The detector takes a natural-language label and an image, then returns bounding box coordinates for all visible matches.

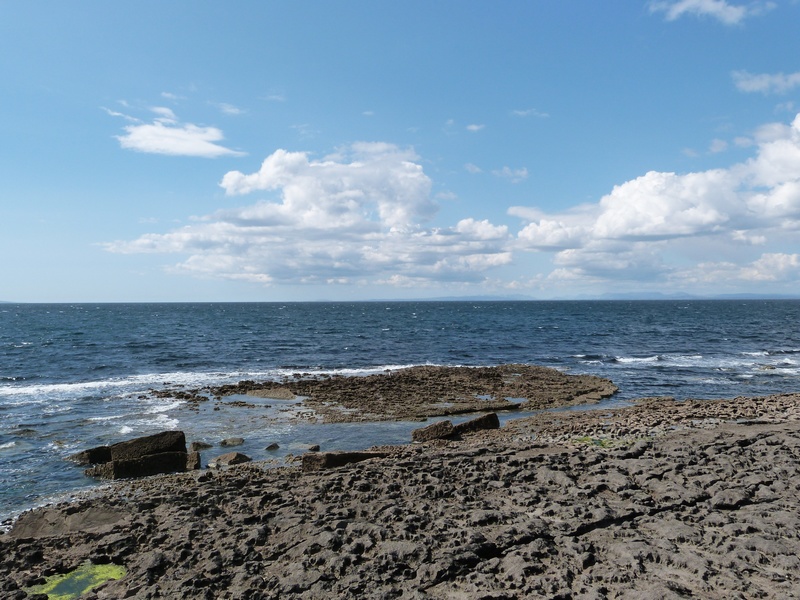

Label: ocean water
[2,300,800,522]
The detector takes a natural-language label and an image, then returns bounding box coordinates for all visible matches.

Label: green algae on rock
[24,562,126,599]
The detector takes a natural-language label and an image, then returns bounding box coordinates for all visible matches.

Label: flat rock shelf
[4,368,800,598]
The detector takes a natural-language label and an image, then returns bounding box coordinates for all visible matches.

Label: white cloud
[709,138,728,153]
[114,107,245,158]
[107,143,513,287]
[511,108,549,118]
[464,163,483,174]
[492,166,529,183]
[466,124,485,132]
[106,113,800,295]
[740,253,800,281]
[650,0,774,25]
[732,70,800,95]
[217,102,245,116]
[512,112,800,288]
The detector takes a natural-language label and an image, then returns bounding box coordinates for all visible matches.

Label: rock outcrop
[70,431,198,480]
[208,452,251,468]
[301,450,389,472]
[411,412,500,442]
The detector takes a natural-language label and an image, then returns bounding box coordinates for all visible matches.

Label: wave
[613,355,661,364]
[0,364,430,399]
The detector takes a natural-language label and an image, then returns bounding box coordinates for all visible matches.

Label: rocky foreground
[4,386,800,598]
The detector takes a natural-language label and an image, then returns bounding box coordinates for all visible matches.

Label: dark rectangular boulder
[67,445,112,465]
[84,451,190,480]
[453,412,500,436]
[411,420,455,443]
[302,451,389,472]
[109,430,186,461]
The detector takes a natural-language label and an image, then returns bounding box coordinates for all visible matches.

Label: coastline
[3,371,800,597]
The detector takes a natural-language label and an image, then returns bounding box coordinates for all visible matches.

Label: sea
[2,300,800,525]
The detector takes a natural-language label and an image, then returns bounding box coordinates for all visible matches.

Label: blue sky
[2,0,800,301]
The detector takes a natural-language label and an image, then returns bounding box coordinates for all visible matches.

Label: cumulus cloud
[512,112,800,288]
[106,113,800,295]
[107,142,512,287]
[650,0,775,25]
[114,107,245,158]
[732,70,800,95]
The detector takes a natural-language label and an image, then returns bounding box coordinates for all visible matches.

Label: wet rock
[68,445,112,465]
[220,437,245,447]
[71,431,192,480]
[85,451,190,480]
[109,431,186,461]
[411,420,455,442]
[186,451,201,471]
[190,441,213,452]
[302,451,389,472]
[208,452,251,468]
[453,412,500,436]
[266,443,280,451]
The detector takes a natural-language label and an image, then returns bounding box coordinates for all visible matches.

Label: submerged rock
[189,441,213,452]
[220,437,245,447]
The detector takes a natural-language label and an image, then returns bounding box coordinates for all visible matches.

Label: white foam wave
[0,441,16,450]
[615,355,660,364]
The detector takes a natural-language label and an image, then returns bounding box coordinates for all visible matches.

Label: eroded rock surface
[4,393,800,598]
[203,364,618,422]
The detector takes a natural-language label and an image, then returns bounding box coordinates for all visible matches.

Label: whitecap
[614,355,660,364]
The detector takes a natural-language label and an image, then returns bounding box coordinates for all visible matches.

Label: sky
[2,0,800,302]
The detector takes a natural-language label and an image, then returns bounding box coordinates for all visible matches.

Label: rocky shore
[3,368,800,598]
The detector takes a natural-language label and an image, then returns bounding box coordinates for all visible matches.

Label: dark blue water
[2,300,799,522]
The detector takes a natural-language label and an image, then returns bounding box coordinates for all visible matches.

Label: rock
[189,441,213,452]
[186,451,201,471]
[67,445,112,465]
[220,437,245,447]
[302,451,389,472]
[411,420,455,442]
[266,443,280,451]
[70,431,191,480]
[84,452,190,480]
[307,444,320,452]
[109,431,187,461]
[208,452,251,468]
[9,505,130,539]
[453,413,500,436]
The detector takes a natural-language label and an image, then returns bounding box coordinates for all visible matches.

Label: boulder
[208,452,251,468]
[302,451,389,472]
[68,445,112,465]
[109,431,186,461]
[453,412,500,436]
[411,420,455,443]
[220,437,245,447]
[266,443,280,451]
[85,452,190,480]
[189,441,213,452]
[186,451,201,471]
[73,431,192,480]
